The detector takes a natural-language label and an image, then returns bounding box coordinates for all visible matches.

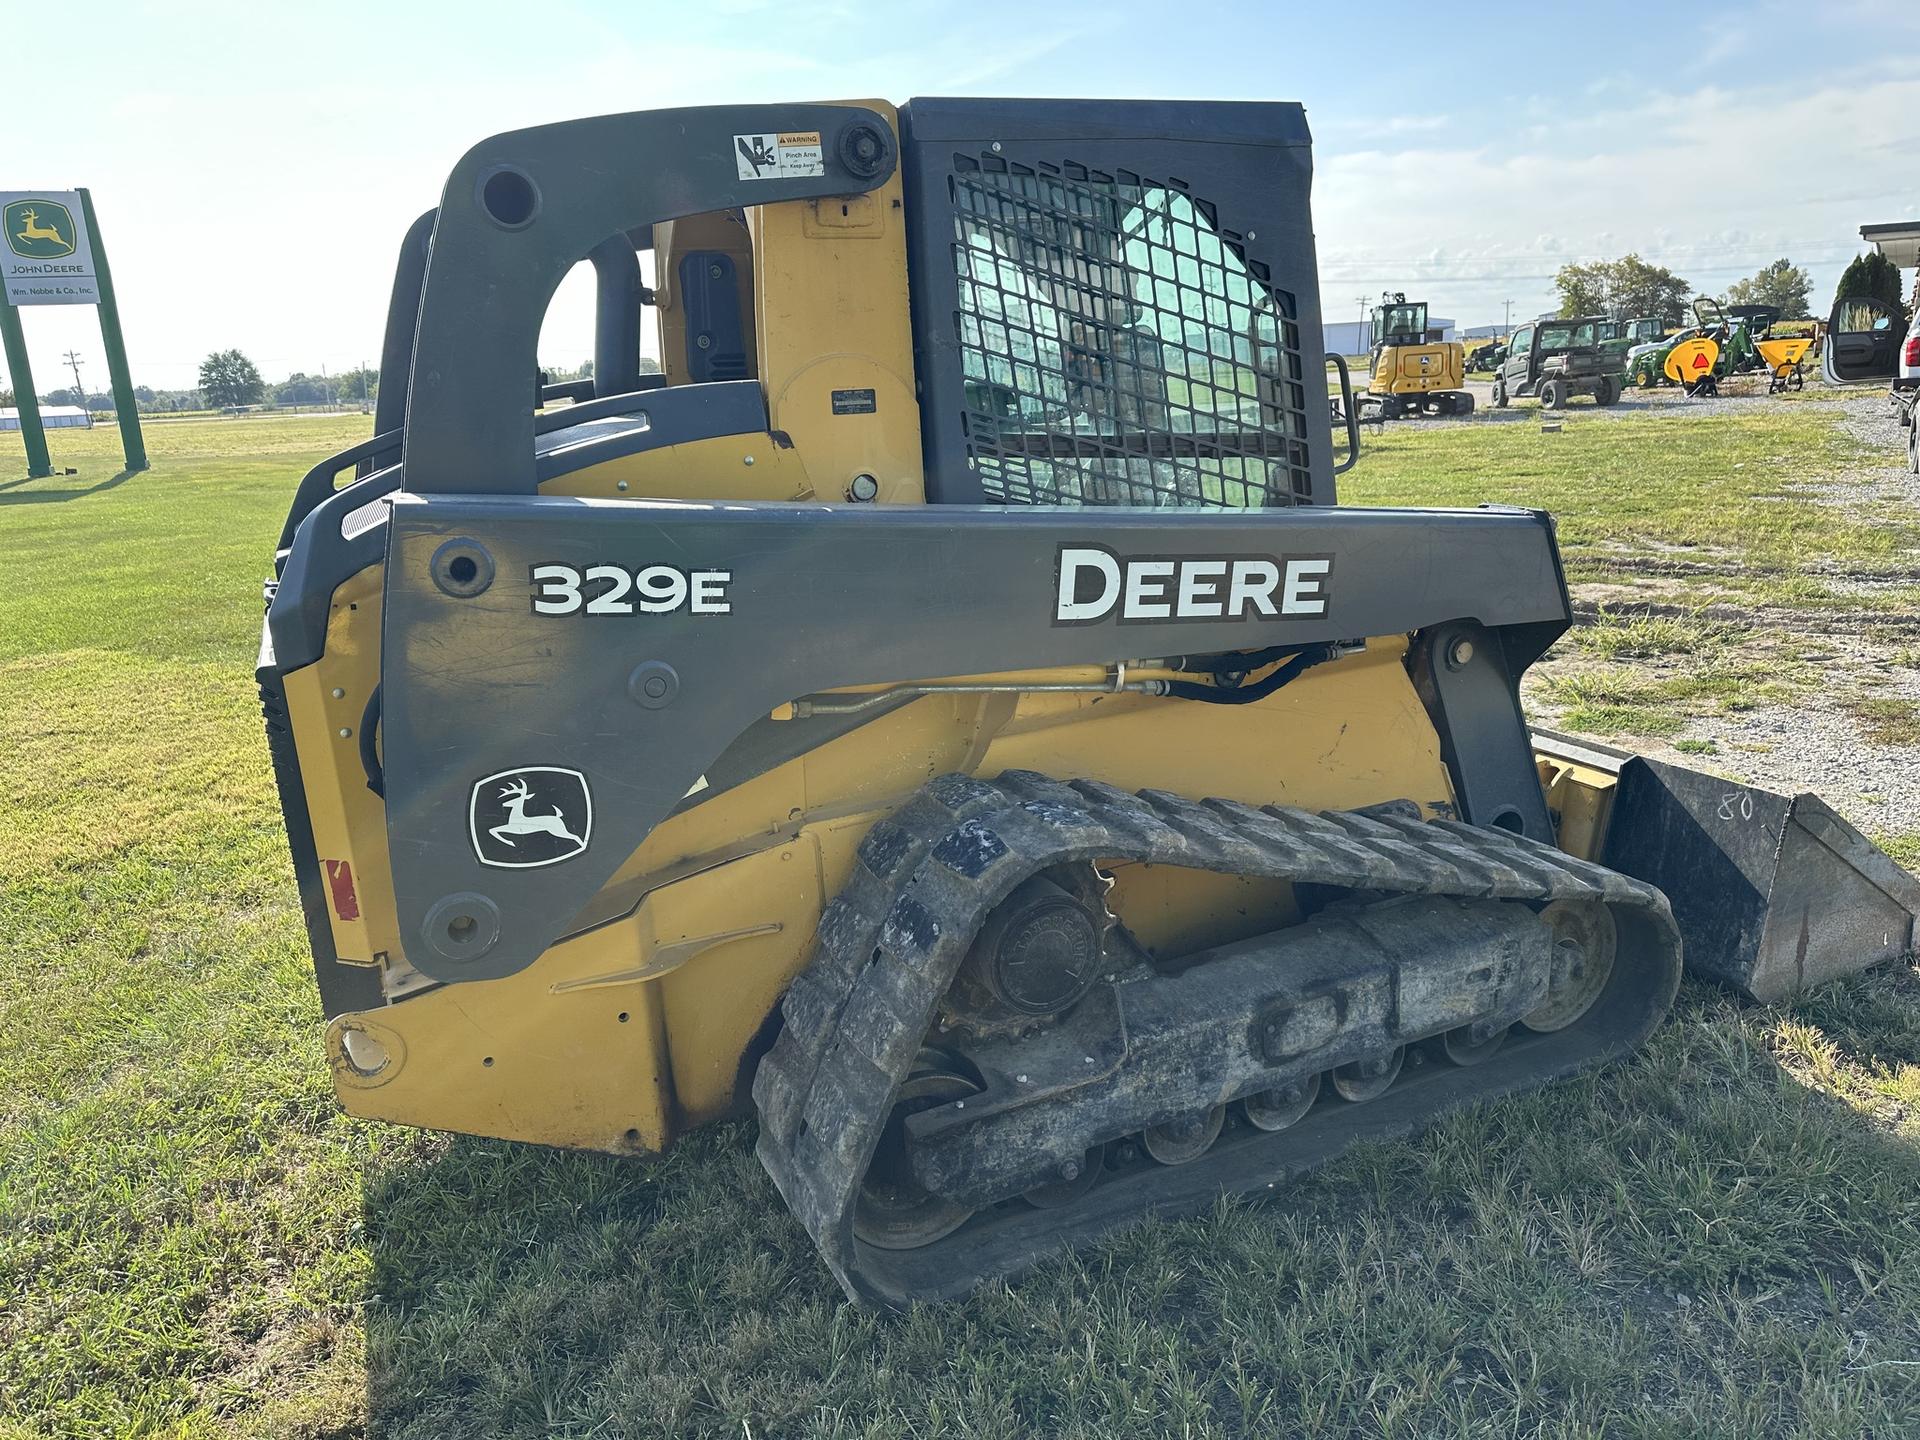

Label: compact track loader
[259,99,1920,1309]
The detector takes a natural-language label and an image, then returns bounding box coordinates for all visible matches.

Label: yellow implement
[1664,336,1721,394]
[1756,335,1811,393]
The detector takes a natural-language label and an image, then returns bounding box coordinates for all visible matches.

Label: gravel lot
[1520,386,1920,841]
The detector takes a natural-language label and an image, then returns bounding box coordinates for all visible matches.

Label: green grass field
[4,410,1920,1438]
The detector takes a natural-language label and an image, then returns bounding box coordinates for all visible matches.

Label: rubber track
[753,770,1679,1307]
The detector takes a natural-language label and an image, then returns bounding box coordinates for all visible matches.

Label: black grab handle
[1328,353,1361,477]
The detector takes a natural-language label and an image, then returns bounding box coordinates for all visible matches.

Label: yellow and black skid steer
[258,99,1920,1309]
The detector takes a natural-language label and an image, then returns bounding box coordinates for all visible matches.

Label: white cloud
[1313,68,1918,326]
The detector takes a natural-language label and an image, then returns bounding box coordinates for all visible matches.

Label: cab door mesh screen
[949,152,1312,508]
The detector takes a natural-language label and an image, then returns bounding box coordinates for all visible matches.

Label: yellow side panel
[750,100,924,505]
[977,638,1452,817]
[540,430,814,502]
[657,816,868,1123]
[1103,865,1300,964]
[329,817,886,1144]
[328,942,674,1151]
[282,567,398,965]
[326,640,1456,1153]
[329,836,820,1149]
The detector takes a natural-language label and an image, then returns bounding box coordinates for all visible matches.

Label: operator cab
[1373,296,1431,347]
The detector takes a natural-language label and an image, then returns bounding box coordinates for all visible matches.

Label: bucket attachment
[1535,731,1920,1003]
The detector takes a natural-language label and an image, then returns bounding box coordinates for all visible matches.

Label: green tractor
[1599,316,1665,379]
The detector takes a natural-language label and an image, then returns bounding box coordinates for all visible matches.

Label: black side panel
[268,380,770,674]
[899,98,1331,508]
[377,496,1570,983]
[678,251,750,381]
[256,623,385,1019]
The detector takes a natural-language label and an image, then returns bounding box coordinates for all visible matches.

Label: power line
[1319,248,1865,287]
[1318,234,1870,268]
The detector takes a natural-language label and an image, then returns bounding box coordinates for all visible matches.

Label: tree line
[193,350,380,411]
[1551,253,1909,334]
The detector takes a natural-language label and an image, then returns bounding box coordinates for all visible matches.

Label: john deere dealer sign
[2,192,98,305]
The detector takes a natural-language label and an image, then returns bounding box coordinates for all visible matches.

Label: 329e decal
[530,563,733,616]
[1053,545,1332,625]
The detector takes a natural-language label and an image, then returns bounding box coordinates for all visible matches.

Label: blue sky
[5,0,1917,391]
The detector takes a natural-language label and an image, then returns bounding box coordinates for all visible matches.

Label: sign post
[1,188,147,476]
[0,296,51,477]
[78,190,146,472]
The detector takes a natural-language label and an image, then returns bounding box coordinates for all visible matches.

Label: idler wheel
[1524,901,1617,1033]
[853,1054,982,1251]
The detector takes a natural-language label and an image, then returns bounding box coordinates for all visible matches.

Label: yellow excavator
[259,98,1918,1308]
[1360,292,1472,419]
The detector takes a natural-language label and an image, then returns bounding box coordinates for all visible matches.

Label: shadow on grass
[0,467,142,504]
[357,973,1920,1439]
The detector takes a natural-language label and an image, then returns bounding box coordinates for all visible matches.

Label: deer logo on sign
[4,199,77,259]
[469,767,592,868]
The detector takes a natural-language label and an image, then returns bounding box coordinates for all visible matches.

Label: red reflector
[1905,336,1920,367]
[324,858,360,921]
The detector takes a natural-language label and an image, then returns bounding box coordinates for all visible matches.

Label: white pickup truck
[1896,308,1919,475]
[1823,285,1918,474]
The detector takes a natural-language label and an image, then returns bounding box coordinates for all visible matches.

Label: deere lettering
[1054,545,1331,625]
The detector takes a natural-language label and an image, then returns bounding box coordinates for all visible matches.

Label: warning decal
[735,131,825,180]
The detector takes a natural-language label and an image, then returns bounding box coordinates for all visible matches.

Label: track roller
[1142,1106,1226,1165]
[1330,1046,1404,1102]
[1243,1072,1321,1131]
[1022,1149,1102,1209]
[1438,1021,1509,1067]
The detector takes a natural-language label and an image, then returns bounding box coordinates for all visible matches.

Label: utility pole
[1354,294,1370,353]
[1503,298,1514,332]
[64,349,85,403]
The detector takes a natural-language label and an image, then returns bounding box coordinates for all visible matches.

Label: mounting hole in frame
[477,166,540,229]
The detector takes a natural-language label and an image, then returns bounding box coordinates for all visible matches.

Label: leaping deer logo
[7,202,76,258]
[470,766,592,867]
[14,207,68,249]
[488,775,583,850]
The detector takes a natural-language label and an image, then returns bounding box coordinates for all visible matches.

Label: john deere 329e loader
[259,99,1920,1309]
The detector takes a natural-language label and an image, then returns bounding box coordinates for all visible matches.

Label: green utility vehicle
[1492,316,1620,408]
